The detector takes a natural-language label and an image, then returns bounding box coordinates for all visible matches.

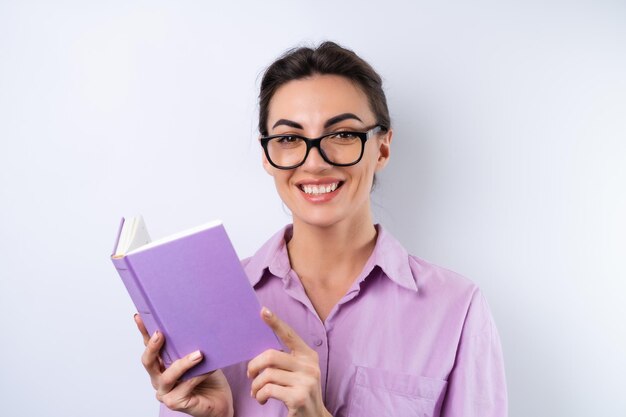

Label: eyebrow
[271,113,364,131]
[323,113,363,128]
[272,119,303,130]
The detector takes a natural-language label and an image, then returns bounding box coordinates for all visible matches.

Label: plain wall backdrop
[1,1,624,416]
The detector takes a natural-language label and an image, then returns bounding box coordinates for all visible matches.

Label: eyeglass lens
[267,133,363,168]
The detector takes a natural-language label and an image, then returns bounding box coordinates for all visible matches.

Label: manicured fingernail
[262,307,273,318]
[250,389,254,398]
[151,331,160,344]
[190,350,202,361]
[133,313,138,319]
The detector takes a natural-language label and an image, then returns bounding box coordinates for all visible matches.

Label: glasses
[260,125,386,170]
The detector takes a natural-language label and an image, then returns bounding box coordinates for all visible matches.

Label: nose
[301,145,331,172]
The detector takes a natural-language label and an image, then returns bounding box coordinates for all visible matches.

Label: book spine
[111,256,178,366]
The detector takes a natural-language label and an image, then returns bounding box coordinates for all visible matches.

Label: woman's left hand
[247,307,333,417]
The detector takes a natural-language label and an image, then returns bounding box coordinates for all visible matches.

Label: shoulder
[240,256,253,268]
[409,254,478,297]
[375,223,478,300]
[408,255,498,340]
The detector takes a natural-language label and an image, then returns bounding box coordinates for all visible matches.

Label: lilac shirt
[161,225,507,417]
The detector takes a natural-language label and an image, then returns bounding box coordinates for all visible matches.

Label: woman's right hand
[134,314,234,417]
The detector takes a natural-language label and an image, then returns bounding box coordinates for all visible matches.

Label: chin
[290,206,346,229]
[300,217,342,229]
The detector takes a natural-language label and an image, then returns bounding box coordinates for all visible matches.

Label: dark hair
[258,41,390,136]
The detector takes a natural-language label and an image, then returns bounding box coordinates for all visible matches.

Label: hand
[134,314,234,417]
[247,307,333,417]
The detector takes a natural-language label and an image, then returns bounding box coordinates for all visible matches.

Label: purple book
[111,216,280,380]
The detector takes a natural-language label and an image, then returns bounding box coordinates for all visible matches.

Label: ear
[375,128,393,172]
[260,138,275,176]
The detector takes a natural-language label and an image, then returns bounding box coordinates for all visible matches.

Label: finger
[260,307,310,353]
[141,330,165,386]
[247,349,299,379]
[156,350,204,396]
[159,373,210,411]
[250,367,300,398]
[253,383,292,406]
[134,313,150,346]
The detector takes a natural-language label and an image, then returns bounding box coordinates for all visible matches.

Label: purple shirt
[161,224,507,417]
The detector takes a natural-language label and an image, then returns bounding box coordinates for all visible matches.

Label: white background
[1,1,624,416]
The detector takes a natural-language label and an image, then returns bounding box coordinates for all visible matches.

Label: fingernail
[190,350,202,361]
[133,313,138,319]
[250,389,254,398]
[151,331,160,344]
[262,307,273,319]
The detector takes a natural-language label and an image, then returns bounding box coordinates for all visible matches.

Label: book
[111,216,280,380]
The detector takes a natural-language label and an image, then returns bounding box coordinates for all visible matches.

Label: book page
[114,216,152,257]
[128,219,222,255]
[126,216,151,254]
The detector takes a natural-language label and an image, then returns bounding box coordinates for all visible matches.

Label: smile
[298,181,343,195]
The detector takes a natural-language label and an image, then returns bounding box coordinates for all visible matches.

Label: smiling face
[262,74,392,230]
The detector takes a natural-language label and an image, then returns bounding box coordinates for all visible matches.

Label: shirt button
[314,339,323,346]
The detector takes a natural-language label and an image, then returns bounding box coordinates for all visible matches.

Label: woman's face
[262,74,392,229]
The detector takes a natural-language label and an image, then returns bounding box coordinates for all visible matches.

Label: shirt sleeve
[440,289,508,417]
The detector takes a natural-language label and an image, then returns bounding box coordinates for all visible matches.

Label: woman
[135,41,508,417]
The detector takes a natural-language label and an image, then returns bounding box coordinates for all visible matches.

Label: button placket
[305,312,329,401]
[314,331,329,401]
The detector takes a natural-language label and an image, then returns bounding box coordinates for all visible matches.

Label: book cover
[111,218,281,380]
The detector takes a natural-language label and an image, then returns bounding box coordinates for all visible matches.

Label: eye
[325,131,360,144]
[335,132,358,139]
[276,135,298,143]
[273,135,304,148]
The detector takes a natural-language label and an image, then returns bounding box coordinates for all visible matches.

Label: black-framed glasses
[260,125,386,170]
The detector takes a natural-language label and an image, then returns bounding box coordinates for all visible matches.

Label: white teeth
[301,182,339,195]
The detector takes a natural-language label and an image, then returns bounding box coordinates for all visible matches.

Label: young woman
[135,42,508,417]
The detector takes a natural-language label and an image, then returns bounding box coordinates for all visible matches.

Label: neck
[287,211,377,289]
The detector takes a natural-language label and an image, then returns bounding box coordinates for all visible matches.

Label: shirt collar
[243,224,418,292]
[244,225,292,286]
[369,225,418,292]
